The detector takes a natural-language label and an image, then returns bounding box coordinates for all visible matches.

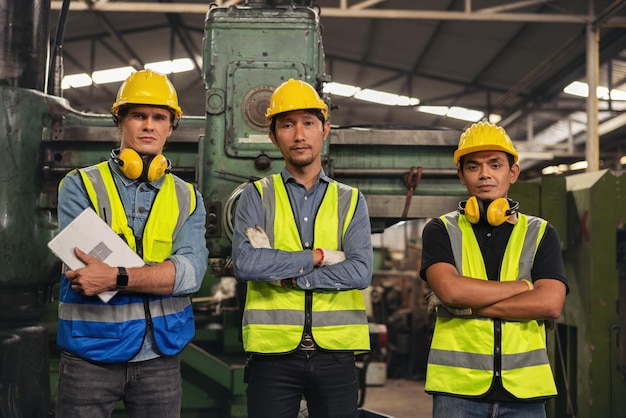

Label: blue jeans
[246,350,358,418]
[54,351,182,418]
[433,395,546,418]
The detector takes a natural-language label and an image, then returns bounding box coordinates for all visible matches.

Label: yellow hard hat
[454,121,518,166]
[111,69,183,118]
[265,78,328,121]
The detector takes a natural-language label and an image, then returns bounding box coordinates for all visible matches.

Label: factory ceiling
[49,0,626,180]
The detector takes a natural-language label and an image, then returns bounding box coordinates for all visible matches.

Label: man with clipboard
[53,69,209,417]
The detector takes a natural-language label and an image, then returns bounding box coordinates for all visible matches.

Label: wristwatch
[116,266,129,290]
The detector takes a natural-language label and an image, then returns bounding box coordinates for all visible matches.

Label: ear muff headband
[111,148,171,182]
[458,196,519,226]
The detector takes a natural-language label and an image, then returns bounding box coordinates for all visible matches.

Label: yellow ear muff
[486,198,512,226]
[113,148,171,181]
[463,196,482,224]
[459,196,519,226]
[118,148,144,180]
[145,154,170,182]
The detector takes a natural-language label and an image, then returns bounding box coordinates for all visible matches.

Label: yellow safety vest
[426,212,558,399]
[77,161,196,262]
[242,173,370,354]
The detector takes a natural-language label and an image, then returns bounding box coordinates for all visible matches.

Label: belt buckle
[300,336,316,350]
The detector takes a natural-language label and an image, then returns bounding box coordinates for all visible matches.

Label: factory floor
[360,378,432,418]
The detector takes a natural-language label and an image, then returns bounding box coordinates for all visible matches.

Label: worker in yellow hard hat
[231,78,373,418]
[54,69,208,416]
[420,121,569,417]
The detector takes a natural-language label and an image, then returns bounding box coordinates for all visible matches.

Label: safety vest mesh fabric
[242,174,370,354]
[57,161,197,362]
[425,212,558,399]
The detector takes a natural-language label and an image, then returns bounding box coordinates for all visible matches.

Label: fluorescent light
[564,81,626,100]
[569,160,588,171]
[354,88,419,106]
[488,114,502,124]
[62,73,92,89]
[145,58,194,74]
[62,58,197,90]
[416,105,495,123]
[416,105,448,116]
[542,166,559,175]
[324,82,419,106]
[323,82,359,97]
[394,95,420,106]
[610,89,626,100]
[92,66,135,84]
[564,81,588,97]
[447,106,484,121]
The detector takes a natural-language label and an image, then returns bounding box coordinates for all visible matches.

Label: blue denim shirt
[57,159,209,361]
[232,167,373,290]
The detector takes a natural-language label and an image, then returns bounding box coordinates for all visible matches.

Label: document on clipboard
[47,207,145,303]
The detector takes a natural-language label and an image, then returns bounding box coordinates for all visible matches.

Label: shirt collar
[280,166,332,186]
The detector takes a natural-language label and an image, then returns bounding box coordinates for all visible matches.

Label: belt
[299,335,316,351]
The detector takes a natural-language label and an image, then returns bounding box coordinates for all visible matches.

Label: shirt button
[304,217,309,222]
[304,196,308,200]
[139,207,146,213]
[487,232,491,237]
[305,242,310,248]
[299,268,304,274]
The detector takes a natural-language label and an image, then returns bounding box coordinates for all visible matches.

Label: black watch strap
[116,266,129,289]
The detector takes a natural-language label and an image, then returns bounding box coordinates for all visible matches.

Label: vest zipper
[304,290,313,340]
[494,318,502,378]
[143,296,153,330]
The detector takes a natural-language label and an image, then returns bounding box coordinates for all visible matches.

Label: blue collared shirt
[232,167,373,290]
[57,159,209,361]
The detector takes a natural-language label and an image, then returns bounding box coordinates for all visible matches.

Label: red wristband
[316,248,325,267]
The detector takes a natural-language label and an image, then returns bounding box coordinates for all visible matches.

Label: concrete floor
[360,378,432,418]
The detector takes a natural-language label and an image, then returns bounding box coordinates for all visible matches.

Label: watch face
[117,267,129,288]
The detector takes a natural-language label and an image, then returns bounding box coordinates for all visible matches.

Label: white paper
[48,207,145,303]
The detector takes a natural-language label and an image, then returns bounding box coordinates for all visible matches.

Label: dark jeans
[246,350,358,418]
[433,395,547,418]
[54,351,182,418]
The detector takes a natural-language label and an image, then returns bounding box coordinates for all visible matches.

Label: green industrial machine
[1,1,626,417]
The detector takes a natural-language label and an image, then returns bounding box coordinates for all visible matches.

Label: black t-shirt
[420,214,568,401]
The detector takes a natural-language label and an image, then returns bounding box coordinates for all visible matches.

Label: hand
[316,248,345,267]
[246,225,271,249]
[425,291,472,316]
[65,247,117,296]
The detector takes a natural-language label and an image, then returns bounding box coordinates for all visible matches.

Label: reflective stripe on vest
[425,212,557,399]
[242,174,370,353]
[57,161,197,362]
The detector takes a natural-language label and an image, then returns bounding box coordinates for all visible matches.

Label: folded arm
[426,262,566,320]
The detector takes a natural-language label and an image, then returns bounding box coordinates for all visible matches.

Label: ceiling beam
[50,1,623,24]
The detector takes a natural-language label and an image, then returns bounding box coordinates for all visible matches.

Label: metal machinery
[1,1,626,417]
